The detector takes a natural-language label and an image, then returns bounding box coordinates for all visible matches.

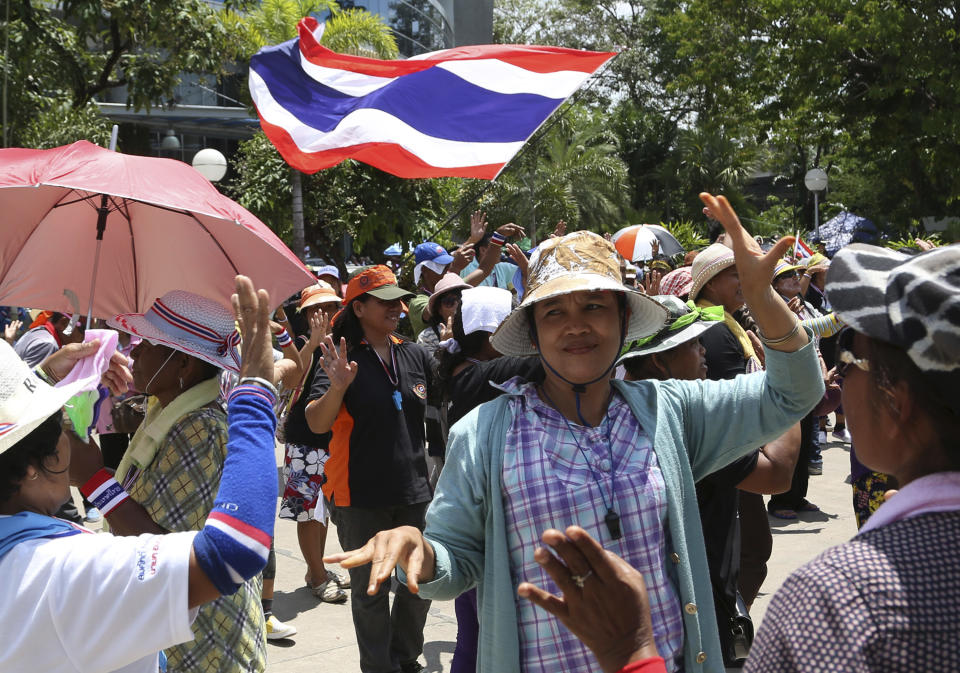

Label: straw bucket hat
[689,243,736,300]
[490,231,668,356]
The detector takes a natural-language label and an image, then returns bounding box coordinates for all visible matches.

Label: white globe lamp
[192,148,228,182]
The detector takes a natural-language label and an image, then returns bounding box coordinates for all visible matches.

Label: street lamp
[804,167,828,238]
[160,128,181,151]
[192,148,228,182]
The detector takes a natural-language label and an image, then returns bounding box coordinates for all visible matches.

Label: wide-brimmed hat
[342,265,413,306]
[427,273,471,316]
[298,281,341,311]
[772,259,803,281]
[617,296,724,362]
[490,231,668,356]
[659,267,693,298]
[0,341,97,454]
[827,243,960,376]
[689,243,736,300]
[107,290,241,372]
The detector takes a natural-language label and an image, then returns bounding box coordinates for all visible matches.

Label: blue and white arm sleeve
[192,384,278,595]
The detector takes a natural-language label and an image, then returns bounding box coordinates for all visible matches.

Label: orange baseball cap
[342,265,414,306]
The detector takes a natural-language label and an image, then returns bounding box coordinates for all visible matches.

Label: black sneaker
[400,662,425,673]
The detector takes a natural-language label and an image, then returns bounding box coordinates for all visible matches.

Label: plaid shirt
[501,379,684,673]
[129,403,267,673]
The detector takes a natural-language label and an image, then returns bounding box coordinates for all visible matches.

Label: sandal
[326,566,351,589]
[769,508,798,520]
[309,579,347,603]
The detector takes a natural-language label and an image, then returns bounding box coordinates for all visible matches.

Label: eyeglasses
[835,328,870,377]
[440,293,462,308]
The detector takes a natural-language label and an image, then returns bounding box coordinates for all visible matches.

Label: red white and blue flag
[249,18,615,179]
[794,232,814,261]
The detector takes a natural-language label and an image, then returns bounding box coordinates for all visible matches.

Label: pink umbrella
[0,141,314,320]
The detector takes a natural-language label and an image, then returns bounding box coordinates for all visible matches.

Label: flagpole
[403,56,618,261]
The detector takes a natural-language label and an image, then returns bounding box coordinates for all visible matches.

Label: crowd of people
[1,192,957,673]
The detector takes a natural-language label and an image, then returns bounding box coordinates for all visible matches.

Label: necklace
[364,338,402,410]
[538,385,622,540]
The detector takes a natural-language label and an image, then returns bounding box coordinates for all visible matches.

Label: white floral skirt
[279,442,330,523]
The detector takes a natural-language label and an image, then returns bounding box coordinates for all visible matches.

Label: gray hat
[826,243,960,374]
[617,295,725,363]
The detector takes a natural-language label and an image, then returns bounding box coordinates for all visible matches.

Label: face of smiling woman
[531,290,624,385]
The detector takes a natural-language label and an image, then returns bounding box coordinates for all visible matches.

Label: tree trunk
[291,168,305,260]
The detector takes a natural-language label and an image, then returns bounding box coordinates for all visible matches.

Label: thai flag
[249,17,615,179]
[793,232,814,261]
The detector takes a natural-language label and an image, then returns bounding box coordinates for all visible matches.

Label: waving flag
[249,17,615,179]
[793,232,814,261]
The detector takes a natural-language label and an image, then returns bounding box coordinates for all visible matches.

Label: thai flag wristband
[80,469,130,516]
[229,382,278,408]
[490,232,507,247]
[276,328,293,348]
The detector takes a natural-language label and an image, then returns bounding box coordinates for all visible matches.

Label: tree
[224,0,400,260]
[2,0,233,147]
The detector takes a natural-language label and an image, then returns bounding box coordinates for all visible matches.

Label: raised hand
[318,335,358,391]
[496,222,525,240]
[324,525,435,595]
[307,310,330,352]
[552,220,567,238]
[643,268,661,296]
[699,193,809,351]
[468,210,488,244]
[232,275,275,385]
[4,319,21,344]
[439,316,455,342]
[451,242,476,272]
[517,526,660,673]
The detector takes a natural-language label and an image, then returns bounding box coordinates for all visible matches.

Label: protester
[0,275,278,673]
[745,243,960,672]
[408,242,473,336]
[88,290,267,672]
[279,281,349,606]
[305,265,434,673]
[14,311,84,367]
[326,194,824,673]
[416,272,471,364]
[315,265,342,297]
[457,211,522,290]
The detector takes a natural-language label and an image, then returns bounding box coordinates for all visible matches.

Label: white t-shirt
[0,530,197,673]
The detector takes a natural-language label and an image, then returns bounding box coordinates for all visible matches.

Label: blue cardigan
[412,335,824,673]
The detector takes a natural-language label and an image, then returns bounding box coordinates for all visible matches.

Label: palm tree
[225,0,398,259]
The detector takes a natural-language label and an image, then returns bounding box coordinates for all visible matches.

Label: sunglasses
[440,293,462,308]
[835,328,870,378]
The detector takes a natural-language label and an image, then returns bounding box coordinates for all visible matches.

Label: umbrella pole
[85,196,109,330]
[85,125,119,330]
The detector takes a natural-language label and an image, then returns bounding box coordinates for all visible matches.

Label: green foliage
[18,101,113,149]
[657,220,708,252]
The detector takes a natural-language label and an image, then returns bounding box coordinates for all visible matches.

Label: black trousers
[768,413,815,511]
[329,501,432,673]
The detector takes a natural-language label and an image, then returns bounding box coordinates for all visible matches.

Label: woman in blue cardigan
[327,193,824,673]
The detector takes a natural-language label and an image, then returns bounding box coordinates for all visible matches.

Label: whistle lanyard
[365,339,402,411]
[539,387,622,540]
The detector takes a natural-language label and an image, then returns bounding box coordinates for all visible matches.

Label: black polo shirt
[309,336,433,508]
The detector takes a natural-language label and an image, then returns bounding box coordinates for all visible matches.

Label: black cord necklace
[538,385,622,541]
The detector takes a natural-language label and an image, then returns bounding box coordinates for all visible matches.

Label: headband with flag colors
[249,17,616,179]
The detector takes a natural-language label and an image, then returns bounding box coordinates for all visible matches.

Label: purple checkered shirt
[500,378,684,673]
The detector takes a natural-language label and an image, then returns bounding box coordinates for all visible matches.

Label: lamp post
[192,148,228,182]
[804,168,828,239]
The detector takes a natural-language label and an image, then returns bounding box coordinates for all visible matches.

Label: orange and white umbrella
[612,224,684,262]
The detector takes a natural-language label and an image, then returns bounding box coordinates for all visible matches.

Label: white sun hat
[0,341,92,454]
[490,231,668,357]
[107,290,240,373]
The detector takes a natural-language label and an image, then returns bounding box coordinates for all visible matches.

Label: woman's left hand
[40,340,133,395]
[232,275,275,384]
[518,526,660,673]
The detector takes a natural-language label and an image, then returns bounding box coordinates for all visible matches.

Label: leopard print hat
[826,243,960,374]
